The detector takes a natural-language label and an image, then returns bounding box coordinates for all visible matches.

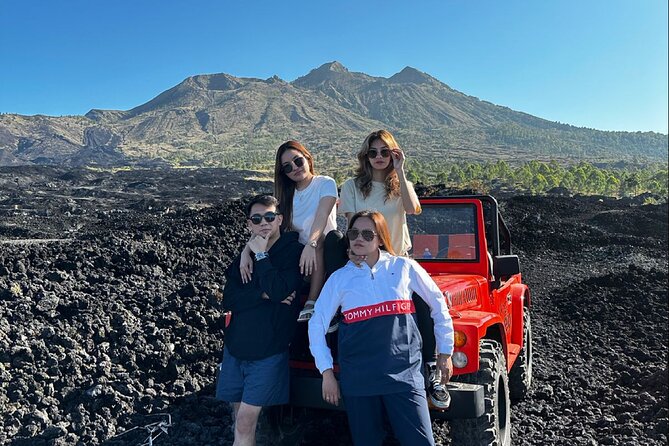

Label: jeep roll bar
[427,195,512,257]
[422,195,519,287]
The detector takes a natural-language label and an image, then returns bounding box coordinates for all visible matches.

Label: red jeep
[287,195,533,445]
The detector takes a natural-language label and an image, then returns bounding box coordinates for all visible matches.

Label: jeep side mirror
[493,255,520,278]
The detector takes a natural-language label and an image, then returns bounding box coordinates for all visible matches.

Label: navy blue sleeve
[254,240,303,303]
[222,258,264,312]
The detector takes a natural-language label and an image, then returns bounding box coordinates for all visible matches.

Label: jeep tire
[450,339,511,446]
[509,309,533,401]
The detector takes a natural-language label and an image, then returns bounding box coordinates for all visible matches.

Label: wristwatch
[254,251,269,261]
[308,240,318,248]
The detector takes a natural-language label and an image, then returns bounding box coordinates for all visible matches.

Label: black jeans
[323,230,437,363]
[324,230,349,279]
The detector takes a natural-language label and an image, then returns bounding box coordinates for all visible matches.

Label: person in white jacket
[308,210,454,446]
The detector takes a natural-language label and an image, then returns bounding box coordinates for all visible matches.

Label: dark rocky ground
[0,167,667,445]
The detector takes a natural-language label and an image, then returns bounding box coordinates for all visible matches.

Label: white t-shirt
[292,175,338,244]
[339,178,412,255]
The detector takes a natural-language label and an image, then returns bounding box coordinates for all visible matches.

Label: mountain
[0,62,666,168]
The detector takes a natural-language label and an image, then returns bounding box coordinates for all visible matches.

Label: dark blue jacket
[223,231,303,360]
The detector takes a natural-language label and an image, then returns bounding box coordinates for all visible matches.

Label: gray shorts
[215,346,289,407]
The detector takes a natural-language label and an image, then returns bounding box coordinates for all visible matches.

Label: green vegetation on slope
[201,147,667,199]
[403,160,668,198]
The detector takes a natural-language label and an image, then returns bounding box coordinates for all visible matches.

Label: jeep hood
[431,274,487,311]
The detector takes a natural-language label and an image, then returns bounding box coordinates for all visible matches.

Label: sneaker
[426,362,451,410]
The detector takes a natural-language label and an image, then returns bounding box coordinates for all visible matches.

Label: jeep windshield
[407,203,480,262]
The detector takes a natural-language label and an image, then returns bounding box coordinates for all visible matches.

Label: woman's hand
[300,245,317,276]
[437,354,454,384]
[239,247,253,284]
[280,291,296,305]
[260,291,296,305]
[322,369,341,406]
[391,147,406,171]
[394,148,421,215]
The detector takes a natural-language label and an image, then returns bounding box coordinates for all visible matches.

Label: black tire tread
[450,339,511,446]
[509,309,533,401]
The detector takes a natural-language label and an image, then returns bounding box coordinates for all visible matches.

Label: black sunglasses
[281,156,306,174]
[249,212,280,225]
[346,228,378,242]
[367,148,391,159]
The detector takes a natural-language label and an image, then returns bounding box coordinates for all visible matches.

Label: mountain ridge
[0,61,666,168]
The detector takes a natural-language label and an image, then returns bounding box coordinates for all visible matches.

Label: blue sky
[1,0,667,133]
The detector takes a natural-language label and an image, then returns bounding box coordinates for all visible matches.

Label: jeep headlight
[454,330,467,348]
[452,351,468,368]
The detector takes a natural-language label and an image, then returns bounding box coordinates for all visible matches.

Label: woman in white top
[339,129,421,256]
[240,141,337,319]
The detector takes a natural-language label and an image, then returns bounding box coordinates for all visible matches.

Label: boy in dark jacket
[216,195,303,446]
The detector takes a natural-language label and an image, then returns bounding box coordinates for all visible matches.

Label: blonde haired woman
[324,130,449,413]
[338,129,421,255]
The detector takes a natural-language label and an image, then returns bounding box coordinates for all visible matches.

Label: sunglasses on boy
[346,228,378,242]
[367,148,391,159]
[281,156,306,174]
[249,212,280,225]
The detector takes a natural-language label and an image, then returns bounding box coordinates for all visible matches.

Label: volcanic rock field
[0,167,666,445]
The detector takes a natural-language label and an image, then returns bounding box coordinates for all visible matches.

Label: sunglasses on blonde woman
[346,228,378,241]
[367,148,391,159]
[281,156,306,174]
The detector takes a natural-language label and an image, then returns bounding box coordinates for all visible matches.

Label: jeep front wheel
[509,309,532,401]
[450,339,511,446]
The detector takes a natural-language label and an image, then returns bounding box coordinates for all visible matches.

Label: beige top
[339,178,411,255]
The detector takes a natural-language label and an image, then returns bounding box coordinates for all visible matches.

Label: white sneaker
[426,362,451,410]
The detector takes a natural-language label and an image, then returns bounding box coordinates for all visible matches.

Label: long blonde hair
[273,140,315,231]
[354,130,400,201]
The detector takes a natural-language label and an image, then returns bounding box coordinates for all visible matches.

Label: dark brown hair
[354,130,400,201]
[348,210,396,255]
[273,140,315,231]
[245,194,279,217]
